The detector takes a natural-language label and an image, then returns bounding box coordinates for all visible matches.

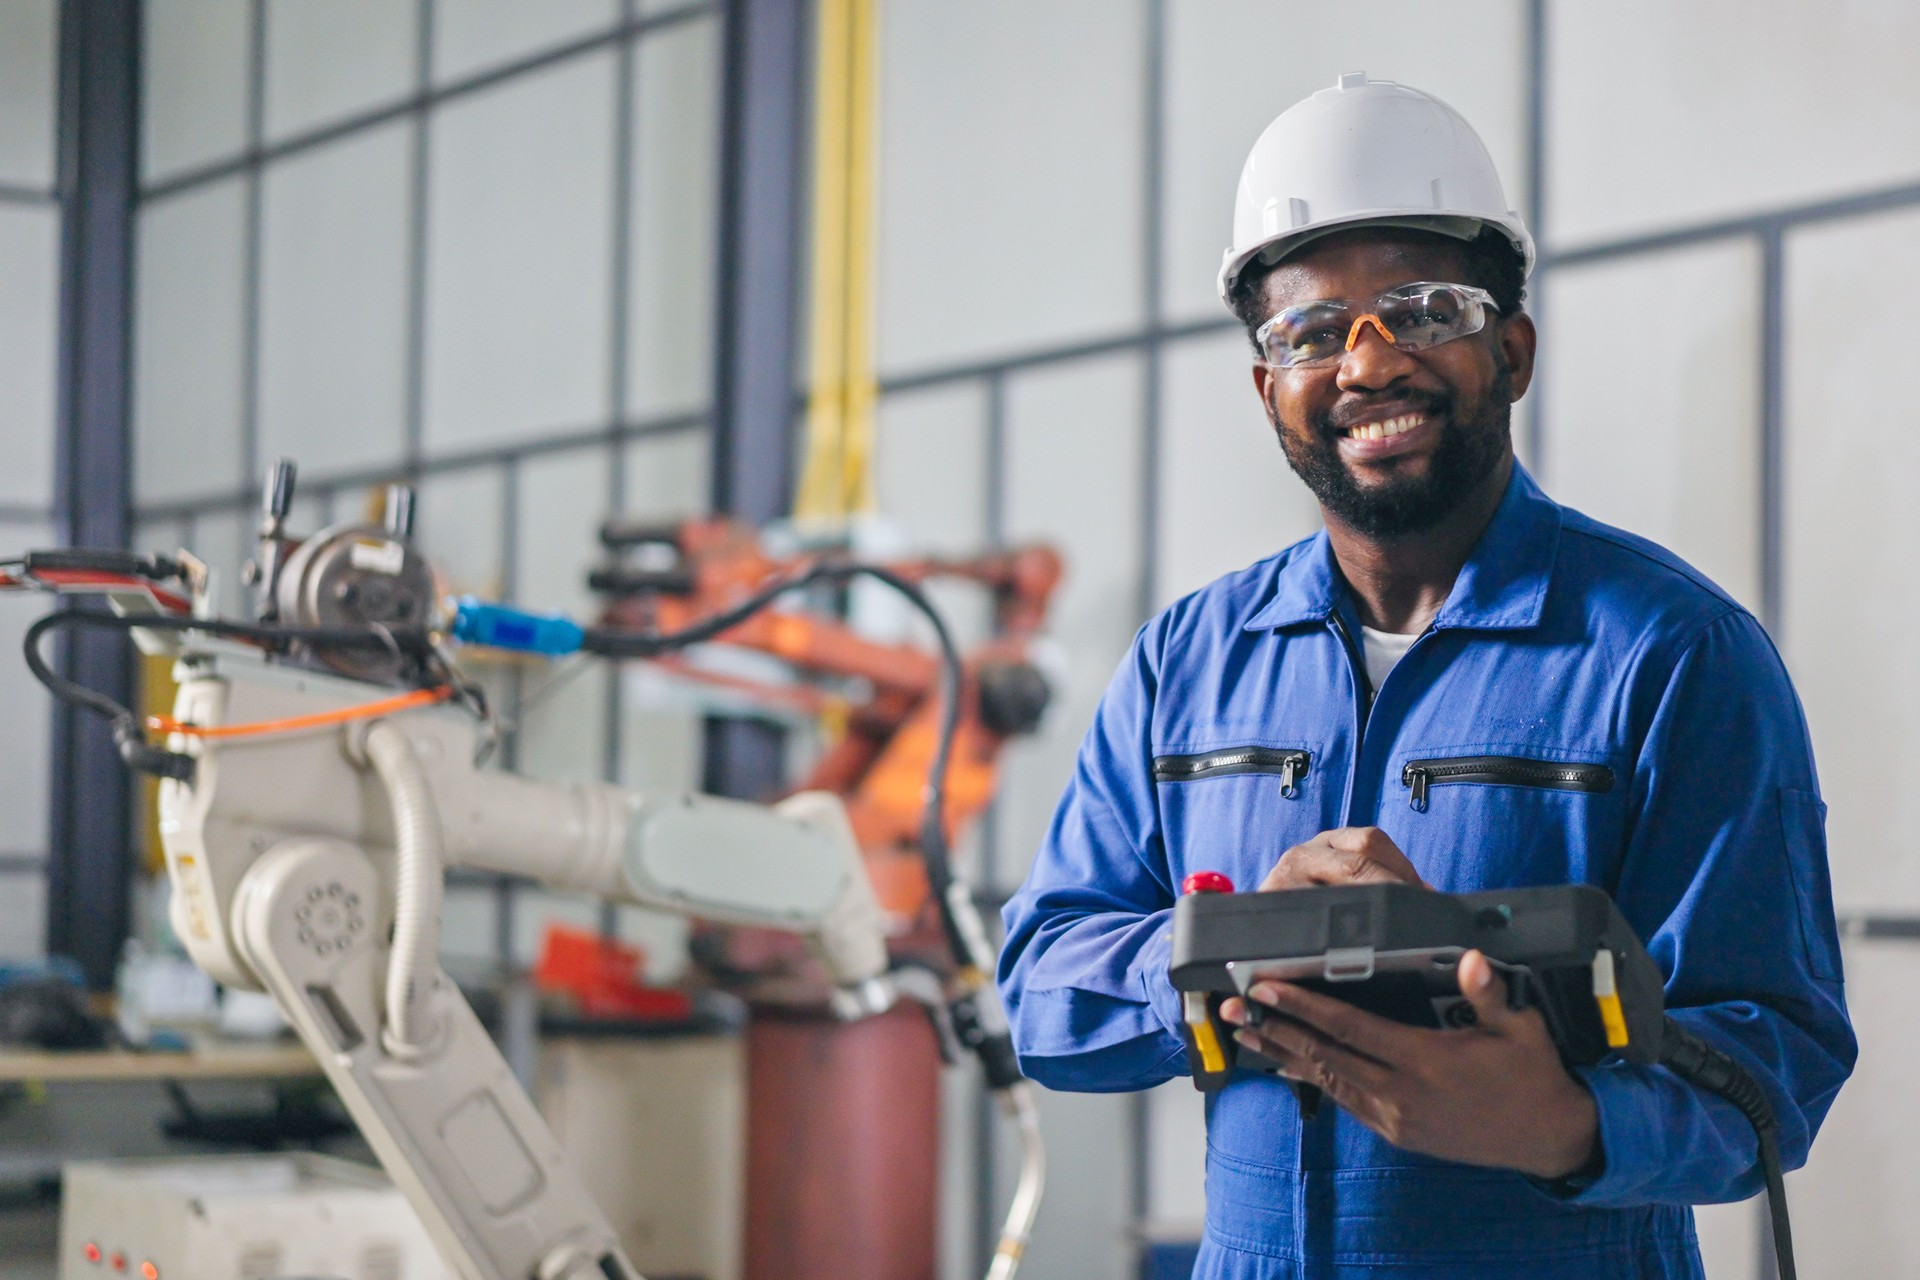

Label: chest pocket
[1153,745,1326,892]
[1154,746,1312,795]
[1401,754,1614,811]
[1392,750,1620,889]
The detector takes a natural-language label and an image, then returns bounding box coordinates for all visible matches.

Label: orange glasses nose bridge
[1344,313,1397,352]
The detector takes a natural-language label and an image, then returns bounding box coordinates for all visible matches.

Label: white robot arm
[155,643,896,1280]
[8,481,1042,1280]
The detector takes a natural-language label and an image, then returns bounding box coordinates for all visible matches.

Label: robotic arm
[156,641,892,1280]
[8,461,1044,1280]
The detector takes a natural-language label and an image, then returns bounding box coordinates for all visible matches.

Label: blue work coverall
[998,465,1856,1278]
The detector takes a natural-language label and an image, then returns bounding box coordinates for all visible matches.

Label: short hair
[1228,224,1528,357]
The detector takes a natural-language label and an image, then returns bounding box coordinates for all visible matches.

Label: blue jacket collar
[1241,461,1562,634]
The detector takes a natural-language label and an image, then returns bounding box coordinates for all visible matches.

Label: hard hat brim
[1217,210,1536,305]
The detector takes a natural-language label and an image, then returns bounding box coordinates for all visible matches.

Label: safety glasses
[1254,282,1500,369]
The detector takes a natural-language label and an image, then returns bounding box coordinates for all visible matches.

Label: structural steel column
[706,0,810,800]
[48,0,140,987]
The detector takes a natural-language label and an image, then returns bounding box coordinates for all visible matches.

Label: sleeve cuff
[1527,1062,1658,1207]
[1138,922,1187,1044]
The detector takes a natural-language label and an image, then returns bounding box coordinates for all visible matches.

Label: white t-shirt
[1360,625,1421,692]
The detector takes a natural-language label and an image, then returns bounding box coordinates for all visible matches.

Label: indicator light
[108,1252,127,1272]
[82,1242,102,1264]
[140,1263,159,1280]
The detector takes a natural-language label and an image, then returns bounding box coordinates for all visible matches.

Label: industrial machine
[1170,874,1800,1280]
[589,516,1060,934]
[60,1153,448,1280]
[4,459,1046,1280]
[580,519,1061,1278]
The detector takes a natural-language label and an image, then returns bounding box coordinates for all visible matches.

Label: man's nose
[1335,318,1419,391]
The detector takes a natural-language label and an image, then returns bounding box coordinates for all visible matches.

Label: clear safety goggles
[1254,282,1500,369]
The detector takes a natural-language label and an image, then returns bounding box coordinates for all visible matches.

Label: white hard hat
[1218,72,1535,305]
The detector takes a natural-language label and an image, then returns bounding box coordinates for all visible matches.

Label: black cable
[583,560,971,955]
[586,558,1027,1089]
[23,608,438,782]
[1659,1016,1796,1280]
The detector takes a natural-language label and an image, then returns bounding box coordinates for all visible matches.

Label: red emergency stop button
[1182,871,1233,895]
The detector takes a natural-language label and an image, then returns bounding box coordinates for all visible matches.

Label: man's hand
[1219,950,1600,1180]
[1259,826,1427,890]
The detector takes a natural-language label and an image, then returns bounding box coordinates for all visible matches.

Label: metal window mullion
[0,503,56,524]
[1523,0,1549,469]
[402,0,434,477]
[0,181,59,205]
[238,0,267,498]
[496,453,523,972]
[1758,228,1785,640]
[1539,179,1920,273]
[129,411,708,521]
[1130,0,1170,1268]
[879,316,1237,398]
[599,0,640,940]
[972,368,1010,1279]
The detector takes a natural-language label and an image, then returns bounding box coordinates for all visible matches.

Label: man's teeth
[1348,413,1424,441]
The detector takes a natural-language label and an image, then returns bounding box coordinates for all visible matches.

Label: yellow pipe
[796,0,879,523]
[840,0,877,514]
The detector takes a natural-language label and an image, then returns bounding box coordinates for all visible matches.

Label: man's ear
[1497,312,1537,402]
[1251,361,1282,431]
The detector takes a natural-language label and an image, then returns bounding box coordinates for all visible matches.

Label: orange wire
[147,686,453,741]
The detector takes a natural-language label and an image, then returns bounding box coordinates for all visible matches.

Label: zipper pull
[1403,763,1429,812]
[1279,754,1302,799]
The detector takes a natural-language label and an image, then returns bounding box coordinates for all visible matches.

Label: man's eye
[1291,327,1343,350]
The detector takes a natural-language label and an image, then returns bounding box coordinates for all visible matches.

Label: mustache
[1315,390,1453,436]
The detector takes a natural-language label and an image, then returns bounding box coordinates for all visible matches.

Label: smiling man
[997,74,1855,1278]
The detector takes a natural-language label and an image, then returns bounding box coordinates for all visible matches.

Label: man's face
[1249,230,1536,538]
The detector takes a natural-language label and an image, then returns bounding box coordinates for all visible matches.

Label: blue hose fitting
[450,597,585,656]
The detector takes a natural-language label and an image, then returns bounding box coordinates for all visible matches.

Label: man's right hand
[1258,826,1426,890]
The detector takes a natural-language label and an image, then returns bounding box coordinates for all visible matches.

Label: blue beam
[48,0,141,987]
[705,0,809,799]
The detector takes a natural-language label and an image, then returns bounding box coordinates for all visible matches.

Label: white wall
[0,0,61,958]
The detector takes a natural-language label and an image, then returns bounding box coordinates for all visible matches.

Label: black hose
[582,560,975,961]
[1659,1016,1796,1280]
[586,559,1027,1088]
[23,608,437,782]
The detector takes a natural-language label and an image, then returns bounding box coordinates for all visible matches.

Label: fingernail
[1251,982,1279,1004]
[1234,1030,1258,1050]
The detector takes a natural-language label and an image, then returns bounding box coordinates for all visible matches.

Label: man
[996,73,1855,1278]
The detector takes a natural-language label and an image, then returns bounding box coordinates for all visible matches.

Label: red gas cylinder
[745,1002,941,1280]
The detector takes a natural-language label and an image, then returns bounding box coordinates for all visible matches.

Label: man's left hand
[1219,950,1601,1180]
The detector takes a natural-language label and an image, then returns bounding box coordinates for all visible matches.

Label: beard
[1275,364,1514,539]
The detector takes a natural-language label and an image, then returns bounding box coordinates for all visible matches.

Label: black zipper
[1401,755,1614,811]
[1153,746,1312,799]
[1327,611,1372,717]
